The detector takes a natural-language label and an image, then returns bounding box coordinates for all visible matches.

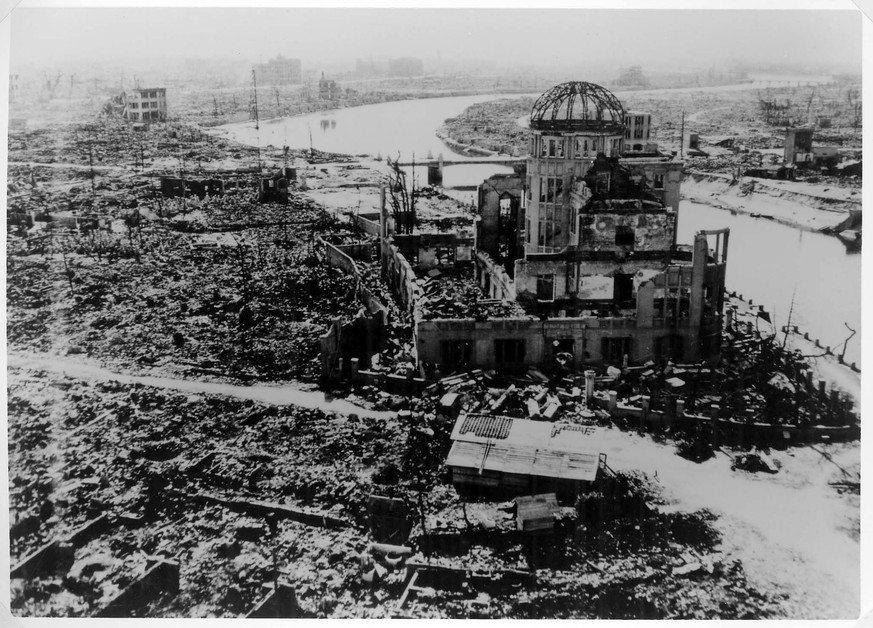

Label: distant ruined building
[123,87,167,122]
[253,55,303,86]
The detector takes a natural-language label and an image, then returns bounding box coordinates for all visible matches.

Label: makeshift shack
[444,413,604,500]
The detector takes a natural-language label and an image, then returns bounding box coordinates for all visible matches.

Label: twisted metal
[530,81,626,132]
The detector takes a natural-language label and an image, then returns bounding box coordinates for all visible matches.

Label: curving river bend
[218,94,861,365]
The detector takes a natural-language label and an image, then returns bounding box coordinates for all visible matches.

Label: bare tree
[385,155,416,234]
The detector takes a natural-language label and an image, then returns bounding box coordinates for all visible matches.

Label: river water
[678,202,860,365]
[217,94,861,366]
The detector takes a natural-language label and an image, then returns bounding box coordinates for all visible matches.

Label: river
[217,94,860,366]
[677,202,860,365]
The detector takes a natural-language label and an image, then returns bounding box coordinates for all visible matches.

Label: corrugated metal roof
[448,413,603,483]
[457,414,513,440]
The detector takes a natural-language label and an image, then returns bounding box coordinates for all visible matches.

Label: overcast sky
[8,6,863,75]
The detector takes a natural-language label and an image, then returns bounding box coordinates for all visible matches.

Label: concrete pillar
[640,396,650,429]
[745,321,753,335]
[676,399,686,419]
[607,391,618,413]
[622,354,629,368]
[350,357,360,381]
[337,358,344,380]
[725,308,734,328]
[584,370,595,404]
[818,380,827,398]
[711,404,721,447]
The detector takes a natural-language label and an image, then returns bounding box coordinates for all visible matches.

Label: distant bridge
[395,156,526,168]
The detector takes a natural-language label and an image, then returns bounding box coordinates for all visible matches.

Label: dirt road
[600,428,860,618]
[6,352,395,420]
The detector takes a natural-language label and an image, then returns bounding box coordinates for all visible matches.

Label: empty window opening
[615,225,635,247]
[495,339,526,365]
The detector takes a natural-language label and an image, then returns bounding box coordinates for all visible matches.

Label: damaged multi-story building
[124,87,167,122]
[373,81,729,377]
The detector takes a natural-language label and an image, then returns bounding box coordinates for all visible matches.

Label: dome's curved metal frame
[530,81,626,133]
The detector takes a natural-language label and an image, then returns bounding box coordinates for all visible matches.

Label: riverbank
[682,171,861,233]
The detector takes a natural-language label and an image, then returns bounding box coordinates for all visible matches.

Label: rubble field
[440,84,861,193]
[8,365,788,619]
[6,81,861,620]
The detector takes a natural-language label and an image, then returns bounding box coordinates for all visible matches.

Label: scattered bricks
[438,392,463,420]
[542,402,559,420]
[118,511,146,528]
[490,385,516,412]
[10,540,75,579]
[526,398,540,419]
[92,559,180,617]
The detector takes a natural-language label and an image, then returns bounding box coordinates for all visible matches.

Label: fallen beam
[92,559,179,617]
[170,489,350,529]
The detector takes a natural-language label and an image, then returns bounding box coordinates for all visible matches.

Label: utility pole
[87,133,96,196]
[679,111,685,158]
[180,157,187,214]
[251,69,262,172]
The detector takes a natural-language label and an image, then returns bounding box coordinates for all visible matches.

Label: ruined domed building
[378,80,730,375]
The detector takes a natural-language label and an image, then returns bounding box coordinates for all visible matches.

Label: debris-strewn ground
[9,365,799,618]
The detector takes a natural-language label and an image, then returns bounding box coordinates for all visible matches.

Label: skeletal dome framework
[530,81,626,133]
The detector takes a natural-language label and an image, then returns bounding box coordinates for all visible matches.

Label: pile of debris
[417,273,530,321]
